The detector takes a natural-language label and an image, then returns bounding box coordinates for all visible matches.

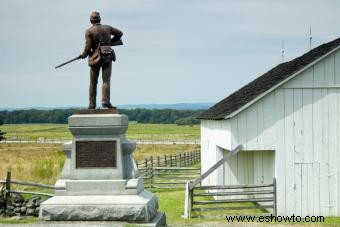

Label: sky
[0,0,340,109]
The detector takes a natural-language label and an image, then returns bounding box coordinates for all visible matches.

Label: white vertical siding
[312,89,323,215]
[284,89,295,216]
[200,120,231,186]
[319,89,329,216]
[274,88,286,215]
[328,89,338,216]
[302,89,314,216]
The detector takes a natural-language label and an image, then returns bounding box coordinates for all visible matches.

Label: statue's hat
[90,11,101,21]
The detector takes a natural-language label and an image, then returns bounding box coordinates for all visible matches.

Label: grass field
[134,144,199,161]
[1,123,200,141]
[0,143,64,184]
[0,143,198,181]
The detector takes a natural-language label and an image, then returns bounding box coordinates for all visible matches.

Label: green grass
[1,123,200,141]
[127,123,199,140]
[0,216,38,224]
[134,144,199,161]
[2,185,340,226]
[150,188,340,226]
[1,124,71,140]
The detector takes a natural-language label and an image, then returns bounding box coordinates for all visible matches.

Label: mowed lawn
[1,123,200,140]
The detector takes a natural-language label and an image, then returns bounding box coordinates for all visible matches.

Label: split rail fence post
[150,157,154,188]
[190,151,193,165]
[175,154,178,167]
[157,156,160,167]
[144,159,148,187]
[273,177,277,216]
[5,171,11,210]
[179,153,182,167]
[184,182,193,219]
[170,155,173,167]
[179,153,181,166]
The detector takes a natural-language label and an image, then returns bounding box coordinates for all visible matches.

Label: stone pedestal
[39,113,165,226]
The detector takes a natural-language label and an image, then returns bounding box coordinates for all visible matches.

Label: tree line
[0,120,5,141]
[0,109,202,125]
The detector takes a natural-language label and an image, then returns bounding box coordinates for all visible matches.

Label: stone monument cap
[69,114,128,127]
[68,114,128,135]
[75,109,118,115]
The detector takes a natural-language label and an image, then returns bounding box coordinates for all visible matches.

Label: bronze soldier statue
[79,11,123,109]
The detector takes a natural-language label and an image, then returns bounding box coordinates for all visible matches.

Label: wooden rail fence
[0,171,55,211]
[141,167,201,189]
[137,149,201,189]
[137,149,200,169]
[189,179,277,218]
[183,145,277,218]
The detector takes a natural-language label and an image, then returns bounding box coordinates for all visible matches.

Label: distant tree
[0,119,5,141]
[175,117,200,126]
[0,108,204,124]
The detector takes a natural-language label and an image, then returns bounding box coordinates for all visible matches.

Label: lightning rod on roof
[309,26,312,50]
[281,41,285,63]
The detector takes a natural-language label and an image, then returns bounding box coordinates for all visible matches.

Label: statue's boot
[88,103,96,109]
[102,102,114,108]
[88,92,96,109]
[102,78,114,109]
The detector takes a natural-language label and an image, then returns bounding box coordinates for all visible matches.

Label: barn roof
[198,37,340,120]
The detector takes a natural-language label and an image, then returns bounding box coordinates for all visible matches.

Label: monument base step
[39,191,160,223]
[4,213,166,227]
[54,178,143,195]
[137,211,166,227]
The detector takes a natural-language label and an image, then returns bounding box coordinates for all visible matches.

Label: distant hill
[117,103,214,110]
[0,103,214,111]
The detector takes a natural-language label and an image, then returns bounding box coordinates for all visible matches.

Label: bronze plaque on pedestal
[76,141,117,168]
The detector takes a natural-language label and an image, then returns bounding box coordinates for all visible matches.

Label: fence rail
[0,171,55,211]
[138,149,201,189]
[188,178,277,218]
[142,167,201,189]
[137,149,200,169]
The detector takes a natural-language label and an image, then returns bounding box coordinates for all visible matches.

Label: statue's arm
[80,30,92,58]
[110,27,123,43]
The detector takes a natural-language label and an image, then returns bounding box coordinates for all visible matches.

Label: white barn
[198,38,340,216]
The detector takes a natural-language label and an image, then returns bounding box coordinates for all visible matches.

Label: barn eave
[223,44,340,119]
[198,39,340,121]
